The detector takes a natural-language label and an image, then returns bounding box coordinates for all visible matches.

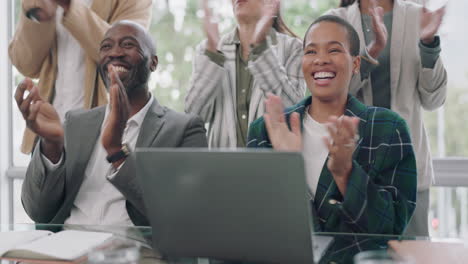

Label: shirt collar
[104,94,154,128]
[228,28,278,45]
[285,94,368,131]
[128,95,154,127]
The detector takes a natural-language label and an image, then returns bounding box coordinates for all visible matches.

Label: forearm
[179,116,208,147]
[185,51,225,120]
[359,48,379,81]
[41,139,64,164]
[22,141,66,223]
[62,0,152,63]
[248,46,305,106]
[330,161,414,235]
[107,154,147,218]
[419,36,441,69]
[9,9,56,77]
[246,119,271,148]
[417,57,448,110]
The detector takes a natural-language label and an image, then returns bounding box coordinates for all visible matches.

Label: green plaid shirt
[247,95,417,236]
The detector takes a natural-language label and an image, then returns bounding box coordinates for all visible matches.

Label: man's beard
[99,58,151,95]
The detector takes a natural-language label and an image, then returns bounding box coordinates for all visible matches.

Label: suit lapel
[312,96,368,221]
[390,0,406,98]
[65,107,106,197]
[136,98,166,148]
[349,2,367,60]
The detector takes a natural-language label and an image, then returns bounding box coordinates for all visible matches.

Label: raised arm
[248,0,305,106]
[16,78,67,223]
[184,41,226,122]
[62,0,152,64]
[416,5,448,110]
[9,0,57,78]
[248,38,306,107]
[326,113,417,234]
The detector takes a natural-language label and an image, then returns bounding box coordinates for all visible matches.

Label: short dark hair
[340,0,358,8]
[303,15,360,57]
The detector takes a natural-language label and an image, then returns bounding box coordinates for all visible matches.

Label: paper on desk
[12,230,113,260]
[0,230,52,256]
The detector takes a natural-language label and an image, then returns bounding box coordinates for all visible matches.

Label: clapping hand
[202,0,220,52]
[14,78,63,162]
[323,116,360,195]
[367,0,388,59]
[263,94,302,152]
[101,65,131,163]
[420,1,446,45]
[252,0,280,45]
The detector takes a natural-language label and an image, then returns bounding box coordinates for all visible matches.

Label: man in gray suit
[15,21,208,226]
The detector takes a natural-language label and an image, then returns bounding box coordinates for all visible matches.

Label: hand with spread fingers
[263,94,302,152]
[101,65,131,166]
[252,0,280,45]
[202,0,221,52]
[420,1,446,45]
[367,0,388,59]
[14,78,63,162]
[323,116,360,195]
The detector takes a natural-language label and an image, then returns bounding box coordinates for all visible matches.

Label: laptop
[136,148,326,264]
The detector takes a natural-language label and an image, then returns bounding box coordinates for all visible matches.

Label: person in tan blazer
[9,0,152,154]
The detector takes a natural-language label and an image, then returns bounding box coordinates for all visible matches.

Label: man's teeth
[114,66,129,73]
[314,72,335,79]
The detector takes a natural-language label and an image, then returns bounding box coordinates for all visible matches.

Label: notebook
[0,230,113,263]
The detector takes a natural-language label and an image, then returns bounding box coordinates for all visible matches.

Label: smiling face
[232,0,264,23]
[98,22,157,94]
[302,21,360,102]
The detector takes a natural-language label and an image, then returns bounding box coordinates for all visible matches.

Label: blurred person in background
[326,0,447,236]
[185,0,306,148]
[9,0,152,154]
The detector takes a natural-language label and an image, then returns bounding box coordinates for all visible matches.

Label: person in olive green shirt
[185,0,306,148]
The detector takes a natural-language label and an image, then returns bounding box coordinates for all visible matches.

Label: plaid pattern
[247,95,417,236]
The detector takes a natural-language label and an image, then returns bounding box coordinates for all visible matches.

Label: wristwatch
[106,143,130,163]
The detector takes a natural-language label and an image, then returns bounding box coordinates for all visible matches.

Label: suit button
[328,199,338,205]
[242,114,247,119]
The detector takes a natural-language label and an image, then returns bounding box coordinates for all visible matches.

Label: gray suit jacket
[22,98,208,226]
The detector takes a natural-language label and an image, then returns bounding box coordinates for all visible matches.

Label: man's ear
[150,55,158,72]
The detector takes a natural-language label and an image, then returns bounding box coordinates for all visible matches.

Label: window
[3,0,467,238]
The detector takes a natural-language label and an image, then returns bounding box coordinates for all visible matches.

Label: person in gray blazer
[327,0,447,236]
[15,21,208,226]
[185,0,305,148]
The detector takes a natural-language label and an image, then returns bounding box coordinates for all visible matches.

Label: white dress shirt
[42,96,155,226]
[53,0,94,123]
[302,110,330,197]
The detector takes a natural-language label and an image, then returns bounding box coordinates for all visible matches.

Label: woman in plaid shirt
[247,15,417,236]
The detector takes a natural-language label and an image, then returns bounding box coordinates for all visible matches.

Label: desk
[0,224,435,264]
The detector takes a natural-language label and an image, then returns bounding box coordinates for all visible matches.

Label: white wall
[0,0,12,226]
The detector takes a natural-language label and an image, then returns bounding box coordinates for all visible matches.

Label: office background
[0,0,466,238]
